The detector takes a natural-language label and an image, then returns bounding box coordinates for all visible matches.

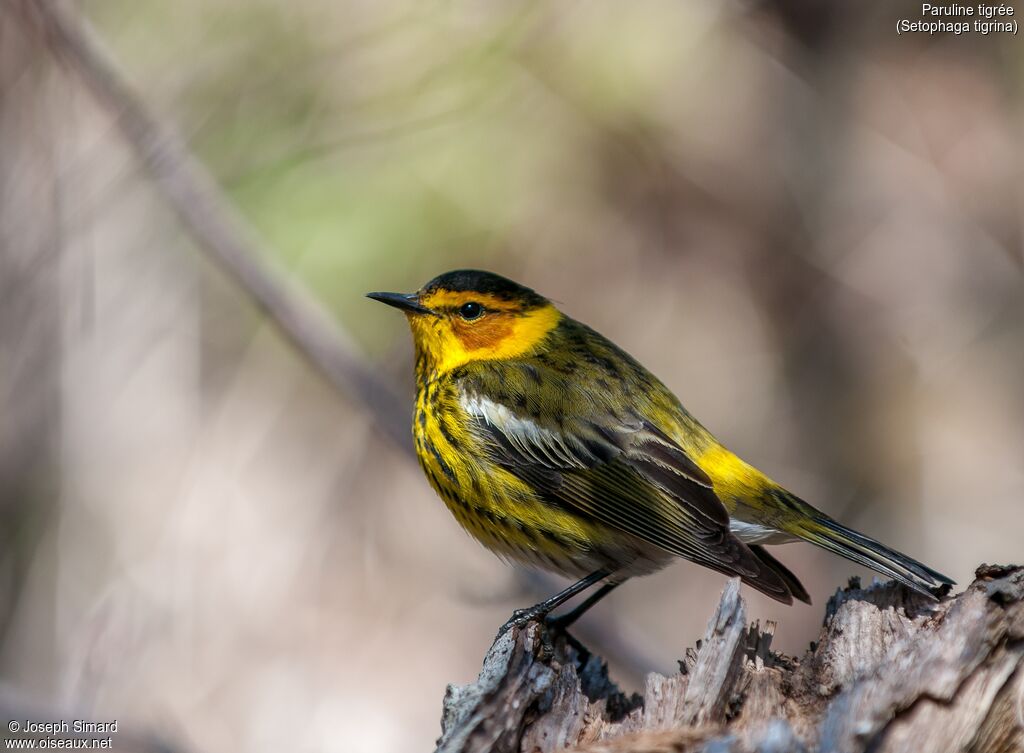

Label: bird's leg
[495,570,609,640]
[545,582,620,631]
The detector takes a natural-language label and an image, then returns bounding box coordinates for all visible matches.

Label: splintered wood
[436,565,1024,753]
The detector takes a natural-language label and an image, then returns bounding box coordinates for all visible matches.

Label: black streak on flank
[512,518,535,541]
[427,439,457,482]
[437,414,462,451]
[468,468,483,494]
[425,468,444,491]
[444,487,470,510]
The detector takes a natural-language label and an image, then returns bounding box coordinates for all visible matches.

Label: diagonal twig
[10,0,657,682]
[12,0,413,454]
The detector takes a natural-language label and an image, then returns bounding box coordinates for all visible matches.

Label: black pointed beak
[366,291,435,315]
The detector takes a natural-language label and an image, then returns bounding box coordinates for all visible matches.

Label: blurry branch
[0,0,63,658]
[9,0,657,681]
[11,0,413,454]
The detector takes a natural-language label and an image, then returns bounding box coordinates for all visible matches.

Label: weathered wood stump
[437,564,1024,753]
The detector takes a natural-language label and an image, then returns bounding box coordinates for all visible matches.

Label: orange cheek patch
[453,317,514,351]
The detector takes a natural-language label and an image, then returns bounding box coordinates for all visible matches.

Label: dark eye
[459,302,484,320]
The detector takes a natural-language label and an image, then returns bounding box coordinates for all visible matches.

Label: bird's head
[368,269,561,374]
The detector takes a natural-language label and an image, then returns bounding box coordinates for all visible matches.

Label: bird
[368,269,953,635]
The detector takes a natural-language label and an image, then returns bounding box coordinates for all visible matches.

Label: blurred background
[1,1,1022,751]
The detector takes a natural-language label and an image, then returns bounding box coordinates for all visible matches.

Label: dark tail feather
[693,538,795,605]
[795,514,954,598]
[731,542,796,606]
[736,566,794,606]
[749,544,812,605]
[737,565,794,606]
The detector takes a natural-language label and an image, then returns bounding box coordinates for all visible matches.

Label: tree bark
[437,564,1024,753]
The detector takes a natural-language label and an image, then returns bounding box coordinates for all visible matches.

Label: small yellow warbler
[369,270,952,633]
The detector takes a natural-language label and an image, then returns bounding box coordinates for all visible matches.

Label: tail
[783,496,954,598]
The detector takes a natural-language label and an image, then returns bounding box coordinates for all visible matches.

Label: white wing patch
[460,393,587,468]
[729,519,790,544]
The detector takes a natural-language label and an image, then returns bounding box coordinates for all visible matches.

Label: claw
[494,606,548,641]
[491,570,613,642]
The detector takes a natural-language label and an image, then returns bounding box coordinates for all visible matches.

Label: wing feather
[461,390,792,601]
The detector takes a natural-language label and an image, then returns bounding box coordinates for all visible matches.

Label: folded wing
[461,390,796,604]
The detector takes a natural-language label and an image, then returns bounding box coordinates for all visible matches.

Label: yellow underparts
[413,389,608,573]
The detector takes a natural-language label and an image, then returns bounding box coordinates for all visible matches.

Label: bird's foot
[494,606,549,642]
[494,608,588,663]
